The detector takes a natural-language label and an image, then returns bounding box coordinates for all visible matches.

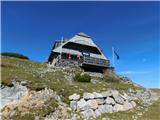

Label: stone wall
[69,90,137,119]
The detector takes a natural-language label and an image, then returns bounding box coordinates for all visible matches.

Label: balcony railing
[82,56,109,67]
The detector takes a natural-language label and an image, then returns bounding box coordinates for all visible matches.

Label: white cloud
[118,71,149,75]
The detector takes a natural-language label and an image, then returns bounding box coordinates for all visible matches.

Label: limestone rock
[128,88,136,93]
[20,80,27,86]
[112,93,125,105]
[105,97,115,105]
[101,91,112,98]
[93,92,103,99]
[98,104,113,113]
[120,94,127,101]
[123,101,133,111]
[87,100,98,110]
[104,104,113,113]
[77,99,90,111]
[131,101,136,107]
[111,90,119,96]
[98,105,106,114]
[83,92,94,100]
[70,101,77,110]
[69,93,80,101]
[113,104,124,112]
[96,99,105,105]
[94,109,101,117]
[81,109,95,119]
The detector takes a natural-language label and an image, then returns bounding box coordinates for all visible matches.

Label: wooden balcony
[82,56,109,67]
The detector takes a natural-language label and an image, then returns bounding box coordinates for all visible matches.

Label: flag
[114,50,120,60]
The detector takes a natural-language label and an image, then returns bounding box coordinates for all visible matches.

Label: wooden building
[48,32,111,72]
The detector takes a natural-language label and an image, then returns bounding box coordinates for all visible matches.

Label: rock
[104,105,113,113]
[91,79,98,84]
[1,81,28,109]
[98,104,113,113]
[111,90,119,96]
[9,110,16,118]
[64,75,73,81]
[81,109,95,119]
[20,80,27,86]
[105,97,115,105]
[83,92,94,100]
[98,105,106,114]
[93,92,103,99]
[70,101,77,110]
[128,88,136,93]
[87,100,98,110]
[131,101,136,107]
[120,94,127,101]
[35,116,40,120]
[137,112,143,116]
[96,99,105,105]
[77,99,90,111]
[123,101,133,111]
[69,93,80,101]
[127,96,134,102]
[102,118,109,120]
[101,91,112,98]
[94,109,101,117]
[113,104,124,112]
[112,92,125,105]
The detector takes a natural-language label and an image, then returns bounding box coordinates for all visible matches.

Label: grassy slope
[2,56,160,120]
[96,99,160,120]
[1,56,141,104]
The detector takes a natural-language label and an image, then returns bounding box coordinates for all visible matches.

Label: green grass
[1,56,142,104]
[139,99,160,120]
[1,56,160,120]
[96,98,160,120]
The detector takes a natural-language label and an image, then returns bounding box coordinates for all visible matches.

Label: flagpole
[112,47,115,67]
[60,36,63,59]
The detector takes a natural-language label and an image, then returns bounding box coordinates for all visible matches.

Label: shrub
[1,52,29,60]
[74,73,91,82]
[103,69,120,82]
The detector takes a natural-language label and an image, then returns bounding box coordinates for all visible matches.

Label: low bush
[1,52,29,60]
[103,69,120,82]
[74,73,91,82]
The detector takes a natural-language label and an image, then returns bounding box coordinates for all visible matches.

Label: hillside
[1,56,160,120]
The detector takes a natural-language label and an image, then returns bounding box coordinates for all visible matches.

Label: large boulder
[104,105,114,113]
[93,92,103,99]
[83,92,94,100]
[96,98,105,105]
[113,104,124,112]
[69,93,80,101]
[112,91,125,105]
[111,90,119,96]
[81,109,95,119]
[98,105,106,114]
[130,101,136,107]
[77,98,90,111]
[120,94,127,101]
[87,100,98,110]
[123,101,133,111]
[105,97,115,105]
[98,104,113,113]
[70,101,77,110]
[94,109,101,117]
[101,91,112,98]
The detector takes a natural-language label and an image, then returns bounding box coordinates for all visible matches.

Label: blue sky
[1,1,159,88]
